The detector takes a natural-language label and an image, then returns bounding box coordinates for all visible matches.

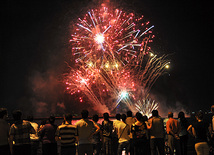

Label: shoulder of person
[23,120,33,126]
[75,119,83,125]
[122,122,127,127]
[58,124,65,129]
[89,120,95,125]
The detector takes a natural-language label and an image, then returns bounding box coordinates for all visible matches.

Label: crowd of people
[1,106,214,155]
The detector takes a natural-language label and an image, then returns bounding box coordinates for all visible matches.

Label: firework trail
[64,64,110,113]
[70,6,154,69]
[135,98,159,117]
[64,4,170,114]
[98,68,138,111]
[127,52,170,97]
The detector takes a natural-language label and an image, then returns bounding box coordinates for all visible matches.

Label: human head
[103,112,109,121]
[152,110,159,117]
[178,111,185,119]
[12,110,22,121]
[121,114,127,122]
[168,112,173,118]
[127,110,133,117]
[142,115,148,122]
[27,115,34,122]
[211,105,214,113]
[64,113,73,122]
[0,108,8,119]
[81,110,89,119]
[49,115,55,124]
[40,119,47,126]
[195,111,203,120]
[135,112,143,121]
[92,114,99,123]
[115,113,121,120]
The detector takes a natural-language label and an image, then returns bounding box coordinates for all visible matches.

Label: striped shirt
[9,120,35,145]
[55,123,77,147]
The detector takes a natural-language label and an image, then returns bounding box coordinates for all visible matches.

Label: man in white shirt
[147,110,165,155]
[112,113,121,155]
[75,110,100,155]
[27,115,39,155]
[113,114,121,129]
[116,114,130,155]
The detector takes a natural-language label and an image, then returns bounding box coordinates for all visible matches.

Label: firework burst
[64,4,170,114]
[135,98,159,117]
[64,65,110,113]
[70,6,154,69]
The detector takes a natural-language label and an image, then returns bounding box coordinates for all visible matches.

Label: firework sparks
[135,98,159,117]
[64,65,110,113]
[64,4,170,114]
[70,6,154,69]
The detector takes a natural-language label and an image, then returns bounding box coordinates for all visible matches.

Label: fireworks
[64,4,170,114]
[135,98,159,118]
[70,7,154,68]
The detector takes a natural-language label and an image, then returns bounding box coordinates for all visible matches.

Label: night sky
[1,0,214,117]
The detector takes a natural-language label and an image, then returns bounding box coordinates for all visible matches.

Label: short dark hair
[49,115,55,124]
[65,113,73,121]
[40,119,47,125]
[135,112,142,121]
[196,111,204,120]
[12,110,22,121]
[92,114,99,122]
[142,115,148,122]
[115,113,121,120]
[168,112,173,118]
[178,111,185,119]
[127,111,132,117]
[27,115,34,122]
[0,108,7,119]
[152,110,158,117]
[121,114,127,122]
[103,112,109,121]
[81,110,89,119]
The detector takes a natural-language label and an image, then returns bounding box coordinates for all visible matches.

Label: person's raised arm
[146,119,152,130]
[92,123,100,136]
[187,125,194,137]
[9,135,13,155]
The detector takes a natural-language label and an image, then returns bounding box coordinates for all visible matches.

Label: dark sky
[1,0,214,116]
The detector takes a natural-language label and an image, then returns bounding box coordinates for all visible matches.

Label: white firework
[135,98,159,117]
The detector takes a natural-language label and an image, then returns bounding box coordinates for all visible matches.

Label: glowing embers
[94,33,105,44]
[65,6,171,114]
